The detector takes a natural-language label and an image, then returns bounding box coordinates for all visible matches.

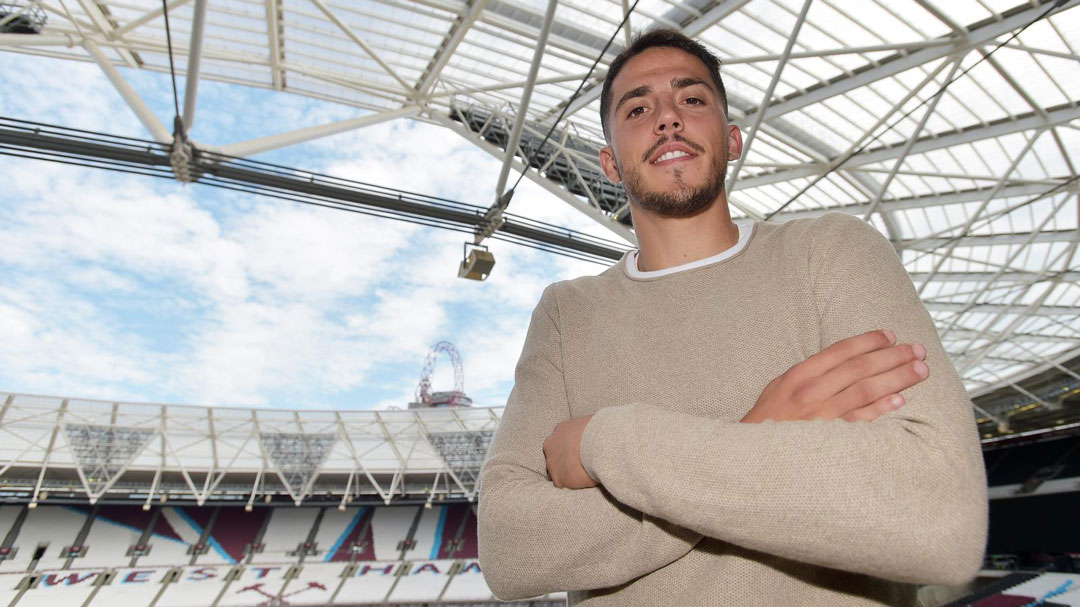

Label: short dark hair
[599,29,728,141]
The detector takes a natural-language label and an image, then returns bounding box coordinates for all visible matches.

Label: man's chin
[632,189,719,219]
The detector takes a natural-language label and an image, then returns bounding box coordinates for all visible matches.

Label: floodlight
[458,243,495,281]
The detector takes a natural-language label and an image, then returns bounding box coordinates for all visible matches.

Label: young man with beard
[477,29,986,606]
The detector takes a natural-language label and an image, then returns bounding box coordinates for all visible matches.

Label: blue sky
[0,52,614,410]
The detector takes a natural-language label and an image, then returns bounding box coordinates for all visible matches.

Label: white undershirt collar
[625,220,755,279]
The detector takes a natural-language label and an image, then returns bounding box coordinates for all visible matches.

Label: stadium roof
[0,391,500,506]
[0,0,1079,428]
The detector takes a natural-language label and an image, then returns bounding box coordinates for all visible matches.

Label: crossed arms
[477,216,987,600]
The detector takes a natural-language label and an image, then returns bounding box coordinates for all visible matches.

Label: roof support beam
[181,0,208,130]
[218,105,421,157]
[736,104,1080,191]
[726,0,811,206]
[863,57,963,221]
[83,38,172,143]
[910,270,1080,283]
[265,0,283,90]
[553,0,753,121]
[415,0,489,97]
[915,130,1044,292]
[75,0,139,68]
[771,182,1079,221]
[925,302,1078,316]
[308,0,413,93]
[746,0,1080,123]
[431,71,591,99]
[495,0,558,199]
[0,33,75,46]
[903,229,1079,250]
[115,0,192,36]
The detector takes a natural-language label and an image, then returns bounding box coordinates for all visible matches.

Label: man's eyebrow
[614,85,651,115]
[672,76,713,92]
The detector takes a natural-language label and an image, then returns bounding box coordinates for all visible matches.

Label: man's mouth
[655,150,690,163]
[644,135,706,165]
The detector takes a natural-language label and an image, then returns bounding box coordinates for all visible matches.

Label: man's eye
[627,106,645,117]
[685,97,703,105]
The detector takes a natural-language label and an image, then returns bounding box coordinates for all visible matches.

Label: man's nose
[653,100,683,134]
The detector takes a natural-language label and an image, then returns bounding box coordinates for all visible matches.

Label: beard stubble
[618,135,727,219]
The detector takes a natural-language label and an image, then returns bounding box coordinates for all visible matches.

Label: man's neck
[631,197,740,273]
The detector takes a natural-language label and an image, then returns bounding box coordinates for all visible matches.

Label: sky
[0,51,617,411]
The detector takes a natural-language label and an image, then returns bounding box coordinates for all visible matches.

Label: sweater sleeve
[477,284,702,600]
[578,213,988,586]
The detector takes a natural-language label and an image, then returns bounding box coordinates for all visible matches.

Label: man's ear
[599,146,622,183]
[727,124,744,161]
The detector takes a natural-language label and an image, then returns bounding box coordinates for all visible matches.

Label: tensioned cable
[161,0,181,122]
[762,0,1070,221]
[506,0,641,196]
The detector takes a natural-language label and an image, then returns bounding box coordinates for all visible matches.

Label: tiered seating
[2,505,84,571]
[209,507,270,563]
[74,505,152,568]
[248,508,318,564]
[14,568,99,607]
[154,565,234,607]
[0,502,573,606]
[335,561,400,604]
[81,567,171,607]
[322,507,375,562]
[133,506,200,567]
[274,562,342,605]
[433,503,479,560]
[370,505,418,561]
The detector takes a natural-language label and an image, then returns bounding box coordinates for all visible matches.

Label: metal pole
[182,0,208,129]
[726,0,812,191]
[83,39,173,143]
[494,0,558,198]
[219,105,421,157]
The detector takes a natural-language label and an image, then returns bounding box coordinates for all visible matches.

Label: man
[478,29,986,606]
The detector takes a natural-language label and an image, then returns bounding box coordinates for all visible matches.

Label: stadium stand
[249,507,320,564]
[0,503,551,605]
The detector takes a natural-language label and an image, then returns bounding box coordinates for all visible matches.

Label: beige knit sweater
[478,213,988,606]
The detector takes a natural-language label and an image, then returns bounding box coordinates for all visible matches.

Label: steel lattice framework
[1,0,1079,428]
[0,391,501,506]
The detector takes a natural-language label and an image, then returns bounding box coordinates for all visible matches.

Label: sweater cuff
[579,404,634,483]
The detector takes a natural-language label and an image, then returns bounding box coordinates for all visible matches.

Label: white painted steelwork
[0,0,1077,406]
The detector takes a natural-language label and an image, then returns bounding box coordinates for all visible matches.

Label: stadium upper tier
[0,392,499,507]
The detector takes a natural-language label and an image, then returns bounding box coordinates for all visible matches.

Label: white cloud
[0,52,622,411]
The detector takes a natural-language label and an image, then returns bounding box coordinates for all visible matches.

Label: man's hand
[543,415,597,489]
[742,329,928,423]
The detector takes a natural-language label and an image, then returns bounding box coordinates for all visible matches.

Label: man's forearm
[479,458,700,600]
[579,400,987,585]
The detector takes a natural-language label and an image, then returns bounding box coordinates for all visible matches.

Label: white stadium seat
[386,558,456,602]
[85,567,170,606]
[248,508,318,564]
[154,565,233,607]
[14,568,98,607]
[6,507,84,571]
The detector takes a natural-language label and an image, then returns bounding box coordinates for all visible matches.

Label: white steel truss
[0,391,502,505]
[0,0,1078,402]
